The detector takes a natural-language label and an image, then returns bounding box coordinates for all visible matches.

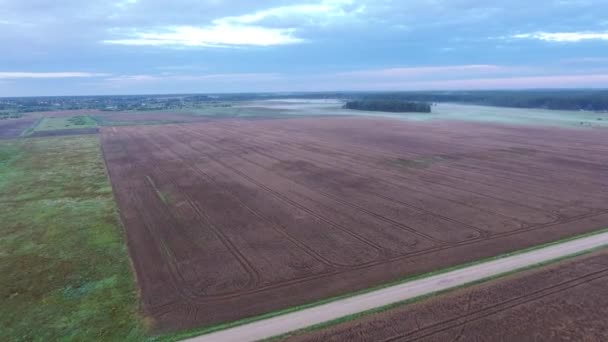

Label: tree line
[343,100,432,113]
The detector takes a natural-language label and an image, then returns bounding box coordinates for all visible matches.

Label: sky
[1,0,608,96]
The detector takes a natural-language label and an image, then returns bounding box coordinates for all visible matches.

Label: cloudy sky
[1,0,608,96]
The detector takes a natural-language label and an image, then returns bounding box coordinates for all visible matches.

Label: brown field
[99,117,608,333]
[94,111,210,124]
[288,249,608,342]
[27,127,99,137]
[0,117,37,138]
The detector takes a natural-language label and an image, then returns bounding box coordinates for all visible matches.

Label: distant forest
[344,100,431,113]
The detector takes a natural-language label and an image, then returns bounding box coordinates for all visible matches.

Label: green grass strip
[155,227,608,341]
[33,115,97,132]
[0,136,145,341]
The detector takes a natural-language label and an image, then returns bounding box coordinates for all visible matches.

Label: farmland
[90,111,211,126]
[99,116,608,333]
[0,117,38,139]
[21,116,99,137]
[33,116,97,131]
[0,135,144,340]
[287,248,608,341]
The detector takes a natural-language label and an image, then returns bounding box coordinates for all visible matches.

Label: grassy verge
[0,135,145,341]
[157,226,608,341]
[32,116,97,132]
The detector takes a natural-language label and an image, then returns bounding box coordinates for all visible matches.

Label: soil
[99,116,608,333]
[0,117,37,139]
[288,249,608,342]
[27,128,99,137]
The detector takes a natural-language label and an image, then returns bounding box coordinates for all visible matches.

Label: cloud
[5,1,608,96]
[172,73,282,82]
[104,74,159,82]
[104,72,281,84]
[104,24,303,47]
[102,0,364,47]
[96,71,285,93]
[287,64,608,91]
[0,72,109,79]
[338,74,608,91]
[338,65,506,78]
[410,74,608,90]
[512,31,608,42]
[220,0,363,25]
[115,0,138,9]
[558,57,608,65]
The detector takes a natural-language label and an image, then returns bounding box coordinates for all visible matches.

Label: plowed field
[288,249,608,342]
[0,117,37,138]
[99,117,608,332]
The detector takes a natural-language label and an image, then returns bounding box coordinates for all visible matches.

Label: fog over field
[233,99,608,128]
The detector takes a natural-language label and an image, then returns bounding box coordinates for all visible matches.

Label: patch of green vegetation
[33,116,97,132]
[0,136,145,341]
[390,155,451,169]
[0,137,112,202]
[0,145,20,166]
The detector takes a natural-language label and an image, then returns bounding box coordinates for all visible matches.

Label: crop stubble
[99,117,608,332]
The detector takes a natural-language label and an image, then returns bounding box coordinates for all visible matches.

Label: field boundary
[154,227,608,341]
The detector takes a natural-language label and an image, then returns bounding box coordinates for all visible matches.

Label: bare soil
[288,249,608,342]
[27,127,99,137]
[0,117,37,139]
[99,117,608,333]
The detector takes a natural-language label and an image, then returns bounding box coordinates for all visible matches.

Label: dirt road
[187,231,608,342]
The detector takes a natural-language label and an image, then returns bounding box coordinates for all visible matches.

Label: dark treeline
[344,100,431,113]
